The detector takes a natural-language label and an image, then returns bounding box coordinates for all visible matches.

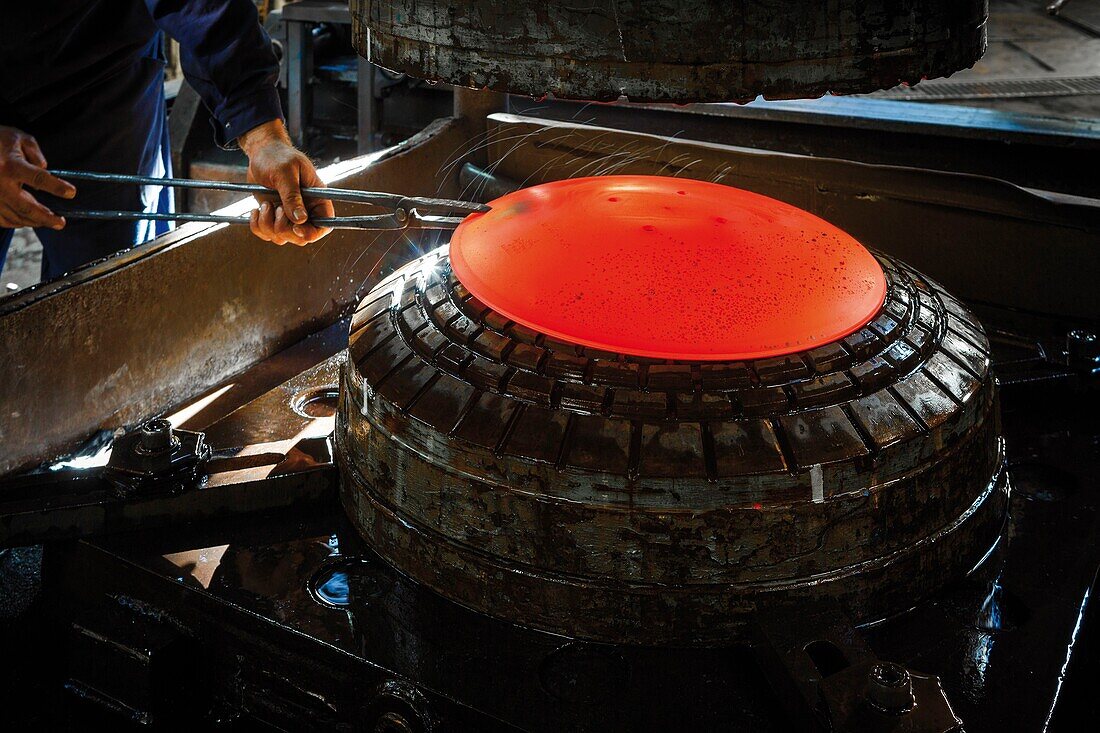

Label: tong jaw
[392,196,489,230]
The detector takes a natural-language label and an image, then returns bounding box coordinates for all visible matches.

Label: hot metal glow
[449,176,886,361]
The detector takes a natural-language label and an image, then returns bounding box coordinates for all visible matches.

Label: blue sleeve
[145,0,283,147]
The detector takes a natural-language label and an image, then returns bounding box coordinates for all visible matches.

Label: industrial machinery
[352,0,988,101]
[2,1,1099,731]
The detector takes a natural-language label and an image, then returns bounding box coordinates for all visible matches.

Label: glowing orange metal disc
[449,176,886,361]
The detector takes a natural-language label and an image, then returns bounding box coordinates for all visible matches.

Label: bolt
[375,711,415,733]
[866,662,914,714]
[1066,329,1100,375]
[138,418,176,454]
[395,207,408,223]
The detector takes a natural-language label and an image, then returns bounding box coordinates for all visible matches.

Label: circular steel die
[337,247,1007,645]
[351,0,987,102]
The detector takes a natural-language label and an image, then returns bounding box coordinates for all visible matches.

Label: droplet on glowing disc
[449,176,886,361]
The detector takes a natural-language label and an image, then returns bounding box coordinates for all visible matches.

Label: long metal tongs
[48,169,490,230]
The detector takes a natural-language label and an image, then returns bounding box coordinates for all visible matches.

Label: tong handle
[46,169,489,230]
[52,209,466,231]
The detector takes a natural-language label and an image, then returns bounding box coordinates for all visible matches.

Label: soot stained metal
[351,0,988,102]
[449,176,887,361]
[337,193,1006,644]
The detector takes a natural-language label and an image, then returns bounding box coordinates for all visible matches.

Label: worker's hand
[0,126,76,230]
[239,120,334,246]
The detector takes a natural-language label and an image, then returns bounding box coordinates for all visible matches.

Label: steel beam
[0,116,472,475]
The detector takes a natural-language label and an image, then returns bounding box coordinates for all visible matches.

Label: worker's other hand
[0,126,76,230]
[240,120,334,246]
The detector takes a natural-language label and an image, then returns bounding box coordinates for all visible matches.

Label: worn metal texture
[351,0,987,102]
[18,319,1097,730]
[0,116,476,476]
[336,247,1007,645]
[0,348,345,547]
[754,607,963,732]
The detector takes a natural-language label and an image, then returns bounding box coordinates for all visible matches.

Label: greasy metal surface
[2,102,1093,729]
[352,0,988,102]
[0,321,347,546]
[34,354,1098,730]
[0,115,473,476]
[478,114,1100,323]
[337,247,1005,644]
[755,607,962,732]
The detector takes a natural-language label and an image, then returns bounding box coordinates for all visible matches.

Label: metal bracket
[104,419,210,498]
[0,424,336,548]
[752,606,963,733]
